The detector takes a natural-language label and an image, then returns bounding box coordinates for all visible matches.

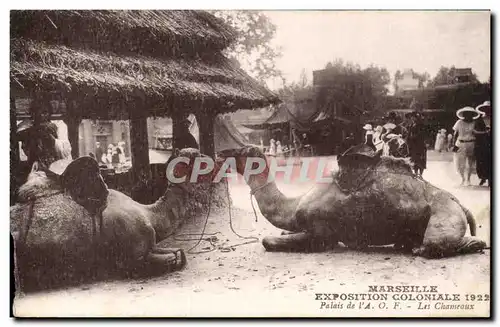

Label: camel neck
[147,186,188,240]
[247,174,300,232]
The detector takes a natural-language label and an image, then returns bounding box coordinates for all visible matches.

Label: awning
[242,104,291,130]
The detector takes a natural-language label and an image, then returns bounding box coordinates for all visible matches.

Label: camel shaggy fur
[11,149,208,292]
[218,145,486,258]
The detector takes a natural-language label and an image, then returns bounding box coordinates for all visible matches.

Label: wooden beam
[196,110,215,158]
[63,100,81,159]
[129,109,151,184]
[10,96,19,205]
[172,111,188,150]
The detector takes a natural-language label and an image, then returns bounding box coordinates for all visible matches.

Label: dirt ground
[13,151,491,317]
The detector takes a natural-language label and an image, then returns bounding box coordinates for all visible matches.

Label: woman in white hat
[363,123,376,151]
[451,106,480,186]
[473,101,491,186]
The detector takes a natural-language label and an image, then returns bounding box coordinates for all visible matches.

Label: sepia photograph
[8,8,491,318]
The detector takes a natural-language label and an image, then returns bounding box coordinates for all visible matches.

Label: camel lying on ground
[11,148,205,291]
[218,145,486,258]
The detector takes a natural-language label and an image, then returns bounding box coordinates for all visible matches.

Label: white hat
[456,106,480,120]
[476,101,491,117]
[363,124,373,131]
[383,122,397,130]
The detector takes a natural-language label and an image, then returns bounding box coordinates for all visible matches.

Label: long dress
[407,121,427,170]
[434,132,446,152]
[373,131,383,152]
[365,131,376,151]
[474,117,491,182]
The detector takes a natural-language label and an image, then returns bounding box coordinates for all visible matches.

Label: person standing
[276,140,283,157]
[406,112,427,177]
[373,125,384,152]
[105,144,114,165]
[447,133,454,152]
[95,142,105,164]
[268,139,276,156]
[452,106,480,186]
[363,124,376,151]
[117,141,126,164]
[441,129,448,151]
[173,118,199,150]
[434,129,447,152]
[474,102,491,186]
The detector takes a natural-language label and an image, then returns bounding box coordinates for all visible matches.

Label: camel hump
[59,156,109,214]
[338,144,381,168]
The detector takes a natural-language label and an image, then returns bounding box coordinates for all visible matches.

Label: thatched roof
[11,10,236,58]
[10,10,280,119]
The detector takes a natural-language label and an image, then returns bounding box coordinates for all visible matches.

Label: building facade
[396,69,420,92]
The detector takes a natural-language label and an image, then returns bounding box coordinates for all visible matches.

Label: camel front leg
[132,247,186,277]
[455,236,487,254]
[281,230,299,235]
[262,232,337,252]
[147,247,186,270]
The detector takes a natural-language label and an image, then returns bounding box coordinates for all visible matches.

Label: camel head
[217,146,268,177]
[165,147,213,191]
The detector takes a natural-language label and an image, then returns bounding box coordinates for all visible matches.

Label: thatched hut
[10,10,279,192]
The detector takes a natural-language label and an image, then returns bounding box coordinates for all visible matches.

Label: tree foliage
[213,11,282,83]
[428,66,479,87]
[315,59,391,118]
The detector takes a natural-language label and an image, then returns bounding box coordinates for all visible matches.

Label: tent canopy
[242,101,351,132]
[151,113,249,152]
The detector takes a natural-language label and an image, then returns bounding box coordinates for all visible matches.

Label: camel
[10,148,207,292]
[217,145,487,258]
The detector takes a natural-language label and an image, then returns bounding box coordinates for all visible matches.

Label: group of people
[434,129,454,152]
[93,141,126,167]
[361,101,491,186]
[362,111,417,170]
[267,138,290,156]
[451,102,491,187]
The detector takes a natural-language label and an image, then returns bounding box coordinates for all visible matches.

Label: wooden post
[195,110,215,158]
[172,111,188,150]
[64,100,81,159]
[10,96,19,205]
[129,109,151,184]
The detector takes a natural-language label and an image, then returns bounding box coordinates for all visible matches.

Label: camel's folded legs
[412,237,487,259]
[456,236,487,254]
[263,232,337,252]
[145,247,186,272]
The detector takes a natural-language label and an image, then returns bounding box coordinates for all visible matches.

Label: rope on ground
[173,183,218,254]
[222,178,259,251]
[173,179,259,254]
